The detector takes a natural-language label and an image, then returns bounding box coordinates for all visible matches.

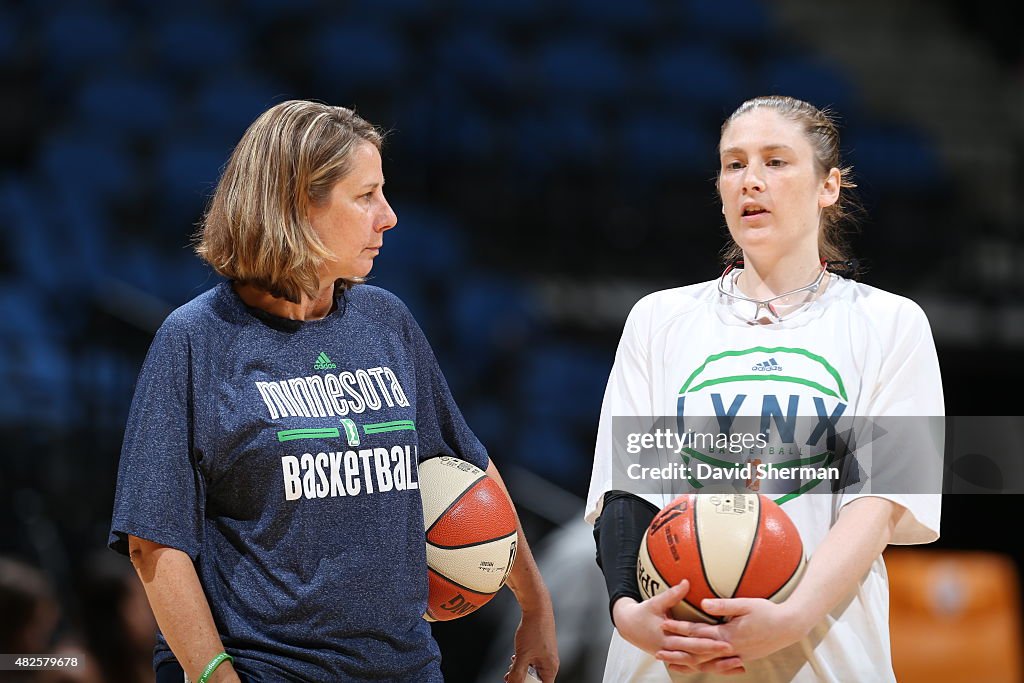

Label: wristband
[197,652,233,683]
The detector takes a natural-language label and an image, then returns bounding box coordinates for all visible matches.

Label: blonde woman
[589,96,942,682]
[110,100,558,683]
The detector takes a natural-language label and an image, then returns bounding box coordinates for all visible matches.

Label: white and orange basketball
[637,493,806,623]
[419,456,519,622]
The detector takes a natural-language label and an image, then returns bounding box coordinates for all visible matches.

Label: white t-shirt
[586,273,943,683]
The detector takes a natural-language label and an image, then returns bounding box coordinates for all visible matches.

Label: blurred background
[0,0,1021,681]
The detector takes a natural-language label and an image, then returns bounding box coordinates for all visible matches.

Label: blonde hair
[718,95,859,268]
[196,100,383,303]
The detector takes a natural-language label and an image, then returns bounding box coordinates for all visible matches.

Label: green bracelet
[197,652,233,683]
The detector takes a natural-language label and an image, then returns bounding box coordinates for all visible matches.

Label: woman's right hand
[612,580,739,675]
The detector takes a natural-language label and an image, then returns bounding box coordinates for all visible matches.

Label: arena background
[1,1,1021,681]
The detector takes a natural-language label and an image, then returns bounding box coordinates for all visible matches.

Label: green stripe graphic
[363,420,416,434]
[686,374,841,399]
[277,428,340,442]
[679,346,847,401]
[775,476,829,505]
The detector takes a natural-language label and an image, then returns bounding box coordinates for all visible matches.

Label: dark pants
[155,661,185,683]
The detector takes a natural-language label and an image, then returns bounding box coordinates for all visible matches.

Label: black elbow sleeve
[593,490,659,626]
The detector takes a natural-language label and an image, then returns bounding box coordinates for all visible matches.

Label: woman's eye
[725,161,743,170]
[767,158,786,167]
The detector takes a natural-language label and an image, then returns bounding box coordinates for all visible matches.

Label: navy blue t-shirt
[109,282,489,682]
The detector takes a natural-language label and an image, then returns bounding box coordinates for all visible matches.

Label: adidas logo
[313,352,337,370]
[751,357,783,372]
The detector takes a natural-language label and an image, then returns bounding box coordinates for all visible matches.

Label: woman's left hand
[504,606,559,683]
[663,598,810,669]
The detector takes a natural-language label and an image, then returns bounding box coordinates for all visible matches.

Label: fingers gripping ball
[420,456,518,622]
[637,493,806,623]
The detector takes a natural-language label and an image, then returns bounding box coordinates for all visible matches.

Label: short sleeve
[406,310,490,472]
[840,301,944,545]
[108,317,205,559]
[585,300,654,525]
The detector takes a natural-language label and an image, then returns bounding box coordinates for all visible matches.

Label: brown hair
[718,95,859,268]
[196,100,384,303]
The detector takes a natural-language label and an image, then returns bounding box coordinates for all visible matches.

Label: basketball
[637,493,806,624]
[419,456,519,622]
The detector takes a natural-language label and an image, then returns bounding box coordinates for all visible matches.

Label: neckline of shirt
[218,282,344,333]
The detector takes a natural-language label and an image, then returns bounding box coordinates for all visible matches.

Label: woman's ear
[818,167,841,209]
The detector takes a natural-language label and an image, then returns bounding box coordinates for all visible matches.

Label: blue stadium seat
[241,0,319,22]
[449,106,498,160]
[387,90,435,157]
[648,44,747,115]
[0,8,16,63]
[403,84,498,161]
[111,241,162,296]
[0,285,68,410]
[108,239,215,304]
[193,73,286,135]
[0,179,54,287]
[310,22,407,92]
[435,28,520,93]
[514,420,587,486]
[678,0,775,41]
[448,274,538,372]
[375,204,466,279]
[38,130,137,201]
[619,111,716,175]
[165,252,220,303]
[366,202,466,288]
[76,74,174,136]
[846,126,942,191]
[512,106,603,171]
[42,8,131,73]
[50,185,106,285]
[365,203,469,332]
[756,56,857,113]
[448,0,547,25]
[534,36,630,102]
[152,16,243,77]
[519,343,608,423]
[460,399,507,451]
[155,136,227,217]
[349,0,434,23]
[565,0,658,32]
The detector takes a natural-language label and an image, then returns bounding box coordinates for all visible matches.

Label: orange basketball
[637,493,805,623]
[419,456,518,622]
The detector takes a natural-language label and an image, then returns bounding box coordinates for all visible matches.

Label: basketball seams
[427,566,494,599]
[734,502,804,599]
[426,533,518,593]
[693,497,726,601]
[644,494,805,623]
[427,530,518,551]
[732,496,762,598]
[639,530,719,624]
[639,534,669,598]
[420,456,519,622]
[424,473,487,536]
